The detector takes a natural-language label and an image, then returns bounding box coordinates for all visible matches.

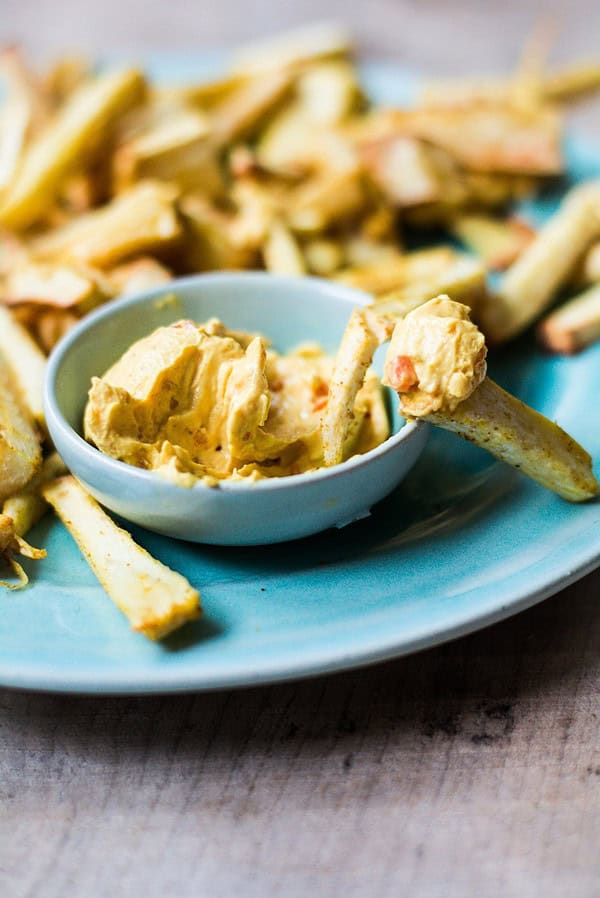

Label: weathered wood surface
[1,572,599,898]
[1,4,600,896]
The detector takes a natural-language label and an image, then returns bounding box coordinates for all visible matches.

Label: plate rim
[2,59,599,695]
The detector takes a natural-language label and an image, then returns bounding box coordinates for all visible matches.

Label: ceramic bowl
[44,272,428,545]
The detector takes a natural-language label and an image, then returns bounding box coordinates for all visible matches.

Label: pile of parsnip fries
[1,23,600,639]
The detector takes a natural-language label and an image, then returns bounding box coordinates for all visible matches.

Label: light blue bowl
[44,272,428,545]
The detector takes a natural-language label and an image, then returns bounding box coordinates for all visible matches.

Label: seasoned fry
[541,62,600,103]
[303,238,344,275]
[371,105,563,176]
[383,298,598,501]
[362,136,441,207]
[287,166,367,234]
[179,195,254,272]
[575,240,600,286]
[0,352,42,503]
[113,109,223,195]
[336,247,456,295]
[0,68,145,230]
[211,71,294,144]
[0,513,46,589]
[538,282,600,354]
[450,214,535,271]
[231,22,353,76]
[296,61,362,124]
[3,452,67,539]
[322,308,393,465]
[106,257,173,296]
[262,219,306,275]
[479,182,600,342]
[0,306,47,425]
[0,47,49,192]
[426,378,598,501]
[375,255,487,318]
[32,181,181,268]
[42,476,201,640]
[1,260,109,310]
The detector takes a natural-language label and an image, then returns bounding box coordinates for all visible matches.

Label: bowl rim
[44,271,426,495]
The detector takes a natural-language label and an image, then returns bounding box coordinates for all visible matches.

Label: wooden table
[2,5,599,896]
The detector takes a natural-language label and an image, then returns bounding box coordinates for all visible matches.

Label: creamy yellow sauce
[84,318,389,485]
[382,296,487,416]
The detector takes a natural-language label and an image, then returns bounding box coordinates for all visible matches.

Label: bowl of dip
[44,272,428,545]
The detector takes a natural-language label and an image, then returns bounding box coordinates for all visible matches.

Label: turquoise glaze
[44,273,427,544]
[0,62,599,693]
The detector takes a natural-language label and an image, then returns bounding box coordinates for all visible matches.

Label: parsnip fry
[322,308,393,465]
[479,182,600,342]
[544,62,600,103]
[384,298,598,501]
[2,260,109,310]
[262,219,306,275]
[3,452,67,538]
[538,282,600,354]
[106,257,173,296]
[0,513,46,589]
[450,214,535,271]
[113,109,222,195]
[336,247,456,295]
[0,353,42,503]
[362,136,441,207]
[426,378,598,501]
[288,166,366,234]
[0,68,145,230]
[375,255,486,318]
[42,476,201,640]
[32,181,181,268]
[211,71,294,144]
[0,306,47,425]
[231,22,353,76]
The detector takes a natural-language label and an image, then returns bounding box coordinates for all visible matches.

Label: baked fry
[42,476,201,640]
[450,214,535,271]
[538,282,600,354]
[0,305,47,425]
[0,68,145,230]
[262,219,306,275]
[0,352,42,503]
[3,452,67,538]
[479,182,600,342]
[32,180,181,268]
[322,308,393,465]
[231,22,353,76]
[383,298,598,501]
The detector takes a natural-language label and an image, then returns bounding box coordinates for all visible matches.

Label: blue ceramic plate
[1,62,599,694]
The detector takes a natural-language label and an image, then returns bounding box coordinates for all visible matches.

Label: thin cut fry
[425,378,598,501]
[211,71,294,144]
[479,182,600,342]
[362,136,441,207]
[538,282,600,354]
[0,513,46,589]
[0,68,145,230]
[375,255,487,318]
[262,219,306,275]
[1,260,109,310]
[384,299,598,501]
[42,476,201,640]
[0,305,47,425]
[322,308,393,466]
[0,352,42,503]
[450,214,535,271]
[3,452,67,538]
[32,181,181,269]
[231,22,353,76]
